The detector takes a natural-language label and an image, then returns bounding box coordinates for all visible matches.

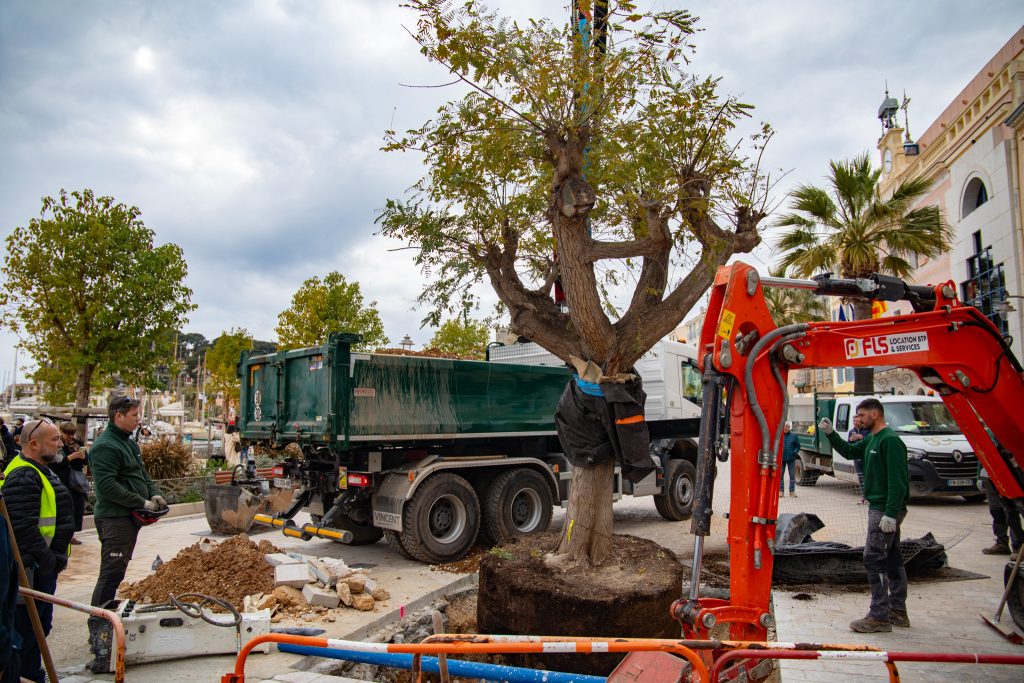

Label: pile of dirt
[431,546,487,574]
[121,535,281,610]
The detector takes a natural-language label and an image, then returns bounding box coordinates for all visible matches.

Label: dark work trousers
[983,477,1023,549]
[2,651,21,683]
[91,517,140,607]
[864,508,908,621]
[854,460,866,496]
[778,460,796,493]
[15,569,56,683]
[70,490,87,533]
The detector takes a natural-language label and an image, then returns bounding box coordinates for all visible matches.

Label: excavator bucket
[204,484,260,534]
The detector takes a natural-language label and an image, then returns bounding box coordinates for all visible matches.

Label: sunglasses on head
[24,418,54,443]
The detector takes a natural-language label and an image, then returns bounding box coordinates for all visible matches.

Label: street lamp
[400,334,414,351]
[993,294,1024,316]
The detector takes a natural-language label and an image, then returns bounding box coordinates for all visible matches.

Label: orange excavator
[673,261,1024,677]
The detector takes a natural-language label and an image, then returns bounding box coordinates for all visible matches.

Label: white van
[789,393,983,500]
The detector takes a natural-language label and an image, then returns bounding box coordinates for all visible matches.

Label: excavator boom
[678,262,1024,663]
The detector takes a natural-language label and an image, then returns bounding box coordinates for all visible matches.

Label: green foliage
[179,487,204,504]
[429,318,491,358]
[763,268,830,326]
[1,189,194,404]
[775,153,952,281]
[378,1,770,369]
[276,271,389,351]
[206,328,254,408]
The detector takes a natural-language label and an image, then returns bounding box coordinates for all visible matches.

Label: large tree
[429,318,491,359]
[276,271,389,351]
[775,153,951,392]
[206,328,254,415]
[1,189,193,431]
[380,1,773,565]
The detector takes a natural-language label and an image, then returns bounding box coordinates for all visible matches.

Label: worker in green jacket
[819,397,910,634]
[89,395,166,607]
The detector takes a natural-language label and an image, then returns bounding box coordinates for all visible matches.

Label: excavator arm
[676,262,1024,659]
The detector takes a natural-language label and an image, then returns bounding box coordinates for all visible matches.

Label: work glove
[818,418,834,435]
[143,499,160,512]
[150,495,168,509]
[879,516,898,533]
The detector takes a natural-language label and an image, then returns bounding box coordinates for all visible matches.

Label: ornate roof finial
[901,90,912,143]
[878,81,899,132]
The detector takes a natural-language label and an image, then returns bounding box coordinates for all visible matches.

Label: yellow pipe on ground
[252,514,352,543]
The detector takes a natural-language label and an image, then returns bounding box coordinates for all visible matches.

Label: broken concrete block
[351,593,375,611]
[336,582,353,607]
[360,575,378,593]
[321,557,352,578]
[275,562,311,588]
[242,593,263,612]
[286,551,317,564]
[256,594,278,611]
[272,585,306,608]
[303,583,341,608]
[371,587,390,601]
[265,553,302,567]
[307,559,349,587]
[340,575,366,593]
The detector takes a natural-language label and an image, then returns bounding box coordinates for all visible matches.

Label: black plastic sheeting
[772,513,949,584]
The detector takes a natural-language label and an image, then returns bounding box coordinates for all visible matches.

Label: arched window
[962,177,989,219]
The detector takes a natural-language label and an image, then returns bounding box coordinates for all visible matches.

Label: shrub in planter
[141,437,198,480]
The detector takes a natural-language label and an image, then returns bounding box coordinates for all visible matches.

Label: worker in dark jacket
[0,492,22,683]
[2,419,74,682]
[50,422,88,545]
[779,422,801,497]
[820,398,910,634]
[89,395,165,607]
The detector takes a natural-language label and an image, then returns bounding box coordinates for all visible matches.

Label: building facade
[877,27,1024,361]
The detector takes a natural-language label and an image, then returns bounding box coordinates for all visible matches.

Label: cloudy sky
[1,1,1020,384]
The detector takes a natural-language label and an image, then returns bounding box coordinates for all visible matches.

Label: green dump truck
[207,332,701,563]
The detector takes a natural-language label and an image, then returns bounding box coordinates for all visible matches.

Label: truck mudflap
[370,456,561,534]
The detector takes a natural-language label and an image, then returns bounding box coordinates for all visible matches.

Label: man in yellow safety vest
[1,419,74,682]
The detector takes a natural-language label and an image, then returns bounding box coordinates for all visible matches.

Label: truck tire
[383,530,413,559]
[334,515,384,545]
[654,459,697,521]
[482,468,553,545]
[400,473,480,564]
[794,457,819,486]
[1006,560,1024,631]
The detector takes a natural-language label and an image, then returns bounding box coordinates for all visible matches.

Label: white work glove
[151,495,168,510]
[818,418,834,435]
[143,499,160,512]
[879,516,897,534]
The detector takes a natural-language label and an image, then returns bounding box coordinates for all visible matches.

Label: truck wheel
[1006,559,1024,631]
[400,473,480,564]
[383,530,413,559]
[482,468,553,545]
[795,457,819,486]
[334,515,384,545]
[654,459,697,521]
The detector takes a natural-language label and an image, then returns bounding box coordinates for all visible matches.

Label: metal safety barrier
[712,648,1024,682]
[18,587,126,683]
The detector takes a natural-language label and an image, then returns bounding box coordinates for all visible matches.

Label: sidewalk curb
[80,502,205,530]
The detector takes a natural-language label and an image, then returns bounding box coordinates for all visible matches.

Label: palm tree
[764,266,830,326]
[775,152,952,392]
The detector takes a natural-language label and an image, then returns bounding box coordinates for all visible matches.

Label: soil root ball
[477,532,685,676]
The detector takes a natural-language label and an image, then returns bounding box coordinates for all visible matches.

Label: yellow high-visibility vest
[3,455,58,548]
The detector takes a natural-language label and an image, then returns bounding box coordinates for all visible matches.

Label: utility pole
[9,346,18,406]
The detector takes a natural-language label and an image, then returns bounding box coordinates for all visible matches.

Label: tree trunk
[548,456,615,567]
[852,299,875,393]
[74,363,95,443]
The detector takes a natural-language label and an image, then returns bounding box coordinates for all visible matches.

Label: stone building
[877,27,1024,360]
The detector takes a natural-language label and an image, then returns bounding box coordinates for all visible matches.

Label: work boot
[849,616,892,633]
[982,541,1011,555]
[888,610,911,628]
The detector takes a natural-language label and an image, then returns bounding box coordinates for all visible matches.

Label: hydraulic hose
[768,332,807,466]
[743,324,808,461]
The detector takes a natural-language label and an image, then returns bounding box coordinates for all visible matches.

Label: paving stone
[302,583,341,608]
[265,552,302,567]
[275,562,311,588]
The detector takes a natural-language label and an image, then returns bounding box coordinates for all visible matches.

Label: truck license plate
[947,479,974,487]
